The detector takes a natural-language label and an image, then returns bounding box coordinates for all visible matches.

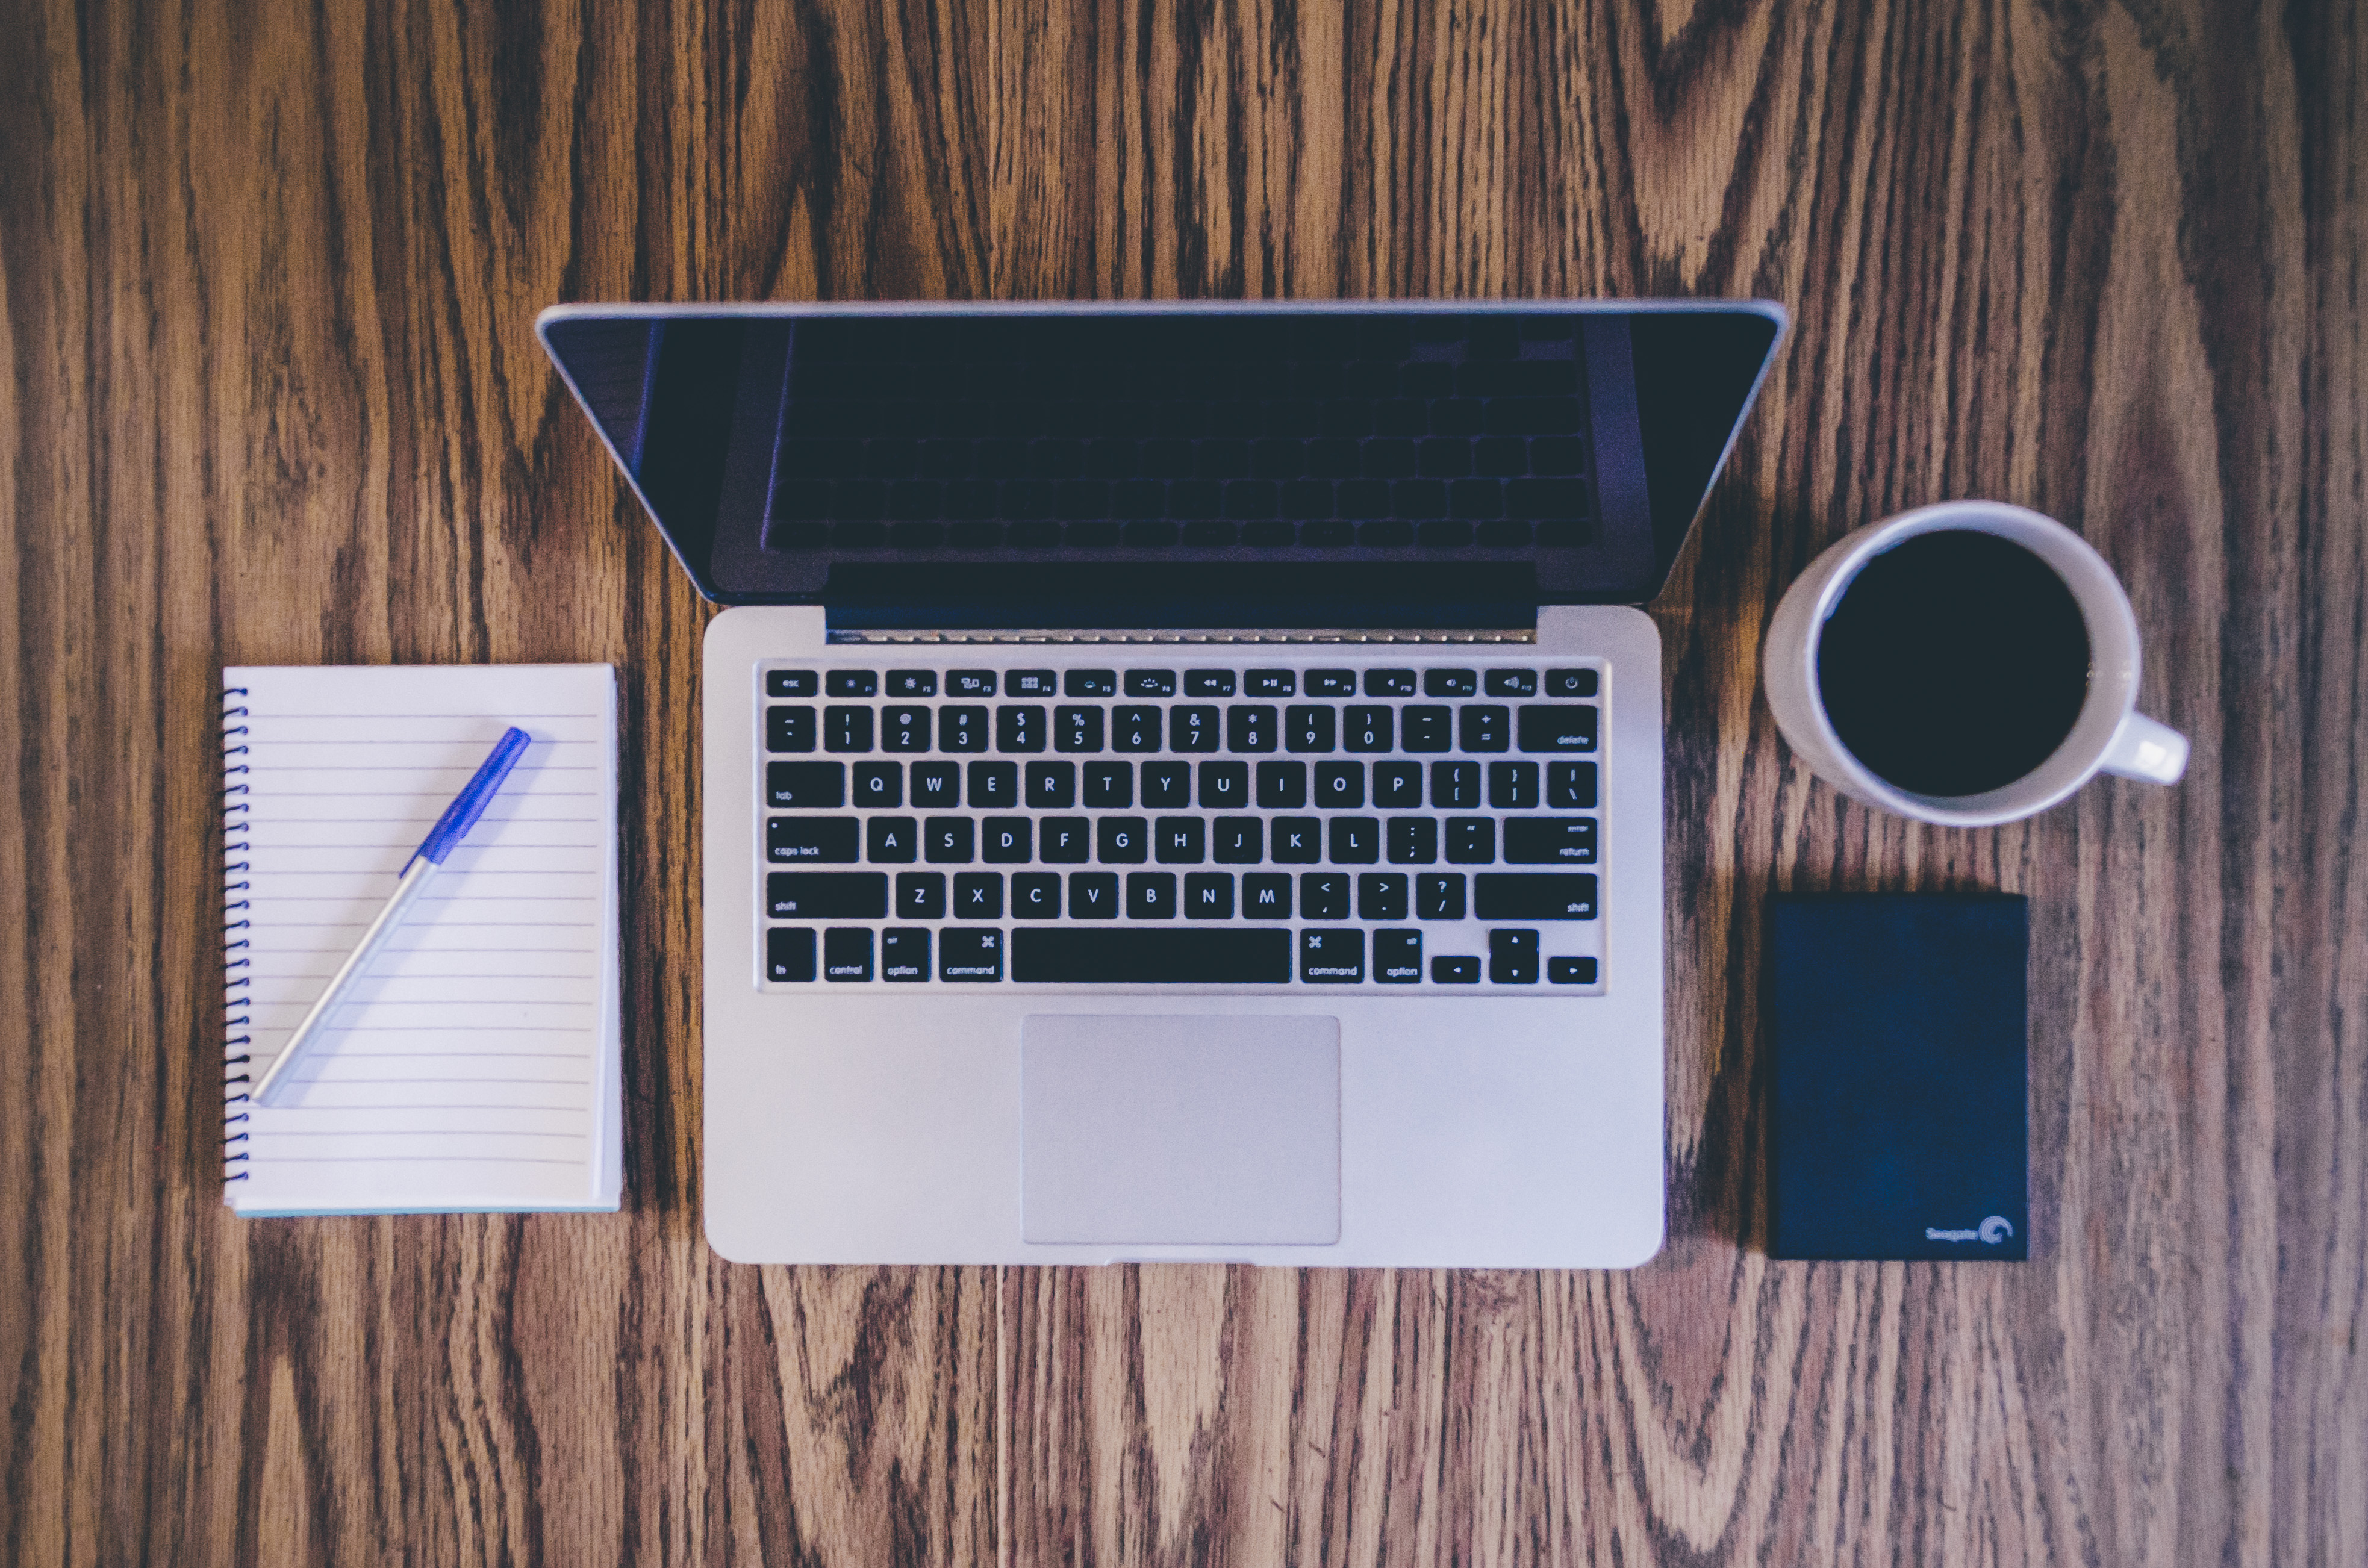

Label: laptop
[538,301,1784,1266]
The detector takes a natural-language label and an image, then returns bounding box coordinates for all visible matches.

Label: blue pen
[249,727,533,1109]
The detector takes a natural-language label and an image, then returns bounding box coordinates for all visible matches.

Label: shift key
[1474,873,1598,920]
[768,872,890,919]
[767,816,861,863]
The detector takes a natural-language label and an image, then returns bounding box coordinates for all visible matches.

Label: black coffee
[1815,530,2090,795]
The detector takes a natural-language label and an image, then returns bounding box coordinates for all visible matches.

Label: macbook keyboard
[755,658,1605,989]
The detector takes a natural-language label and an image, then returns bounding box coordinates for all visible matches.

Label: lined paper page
[225,664,620,1214]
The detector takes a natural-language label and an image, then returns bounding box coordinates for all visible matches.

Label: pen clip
[406,727,532,871]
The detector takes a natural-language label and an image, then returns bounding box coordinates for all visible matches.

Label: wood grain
[2,0,2360,1562]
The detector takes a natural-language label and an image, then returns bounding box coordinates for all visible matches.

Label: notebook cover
[1767,894,2028,1261]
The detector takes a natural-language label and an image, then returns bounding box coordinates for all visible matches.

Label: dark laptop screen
[540,303,1781,621]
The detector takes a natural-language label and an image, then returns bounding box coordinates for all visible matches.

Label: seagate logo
[1924,1216,2014,1245]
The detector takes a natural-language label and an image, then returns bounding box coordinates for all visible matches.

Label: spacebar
[1011,929,1294,983]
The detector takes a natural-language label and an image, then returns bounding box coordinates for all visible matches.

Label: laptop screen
[540,303,1781,623]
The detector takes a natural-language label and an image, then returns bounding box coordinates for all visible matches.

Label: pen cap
[410,727,532,868]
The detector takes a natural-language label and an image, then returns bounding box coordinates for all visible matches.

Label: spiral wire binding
[222,688,252,1180]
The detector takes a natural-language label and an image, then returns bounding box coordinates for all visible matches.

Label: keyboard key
[1062,668,1117,697]
[1154,817,1206,863]
[1549,956,1600,985]
[766,670,818,698]
[1306,668,1357,696]
[897,871,947,920]
[947,669,997,697]
[1068,872,1120,919]
[767,706,817,753]
[1272,817,1321,863]
[1489,761,1538,809]
[1483,668,1536,697]
[1185,872,1234,919]
[1040,817,1091,862]
[997,705,1047,752]
[1012,928,1291,982]
[1256,761,1306,809]
[767,927,817,982]
[881,928,930,980]
[1364,668,1416,697]
[982,817,1032,862]
[1416,872,1466,919]
[1314,761,1363,807]
[1285,705,1336,753]
[1212,817,1262,863]
[1459,704,1510,752]
[955,872,1003,919]
[1127,872,1177,918]
[1430,760,1480,809]
[1545,668,1598,697]
[825,706,874,752]
[866,817,917,862]
[1171,705,1220,751]
[1185,669,1236,696]
[826,670,878,697]
[1114,706,1163,751]
[1344,705,1393,751]
[1422,669,1478,697]
[1198,760,1249,809]
[1388,817,1439,864]
[823,927,873,981]
[852,761,900,808]
[768,817,861,863]
[1026,761,1076,809]
[1431,954,1481,983]
[1244,872,1292,918]
[1374,762,1422,807]
[940,926,1004,980]
[1474,873,1597,919]
[1246,669,1295,696]
[1055,706,1105,752]
[1008,669,1058,697]
[1124,669,1177,697]
[1548,761,1597,809]
[1503,817,1597,863]
[925,818,975,863]
[1357,873,1409,921]
[1012,872,1061,918]
[884,703,936,751]
[1083,761,1132,807]
[1301,871,1351,920]
[767,761,844,809]
[1517,704,1598,751]
[911,761,959,806]
[1489,928,1539,983]
[1446,817,1496,863]
[1097,817,1148,863]
[1401,705,1452,751]
[885,669,937,697]
[968,761,1018,807]
[1300,927,1365,982]
[940,706,989,751]
[1374,929,1423,982]
[768,872,890,919]
[1329,817,1380,863]
[1226,705,1278,752]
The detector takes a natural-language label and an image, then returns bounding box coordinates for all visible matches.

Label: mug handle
[2100,712,2189,785]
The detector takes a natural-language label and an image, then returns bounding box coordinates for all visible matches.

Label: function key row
[765,702,1597,755]
[766,666,1601,700]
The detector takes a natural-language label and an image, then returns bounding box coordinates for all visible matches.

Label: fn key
[767,927,817,982]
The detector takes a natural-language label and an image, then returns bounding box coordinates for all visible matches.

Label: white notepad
[222,664,622,1214]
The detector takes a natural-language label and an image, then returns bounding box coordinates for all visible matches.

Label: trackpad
[1021,1015,1341,1245]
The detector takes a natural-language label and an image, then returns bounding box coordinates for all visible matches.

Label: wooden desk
[5,1,2360,1561]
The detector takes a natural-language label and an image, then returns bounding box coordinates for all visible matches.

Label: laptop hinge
[827,627,1538,645]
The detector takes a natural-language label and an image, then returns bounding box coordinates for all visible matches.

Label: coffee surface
[1815,530,2090,796]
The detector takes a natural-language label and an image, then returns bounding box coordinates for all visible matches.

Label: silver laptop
[539,301,1784,1266]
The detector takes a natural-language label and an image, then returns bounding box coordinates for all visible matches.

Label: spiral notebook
[222,664,623,1215]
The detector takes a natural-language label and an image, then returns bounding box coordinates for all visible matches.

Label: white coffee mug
[1763,500,2187,827]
